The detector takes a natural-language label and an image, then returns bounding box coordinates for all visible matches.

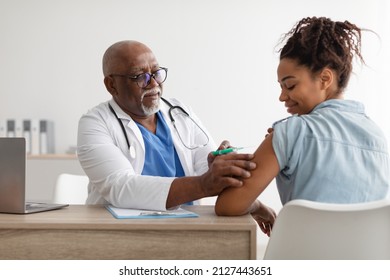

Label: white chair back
[263,199,390,260]
[53,173,89,204]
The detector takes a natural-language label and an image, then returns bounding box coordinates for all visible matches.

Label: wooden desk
[0,205,257,260]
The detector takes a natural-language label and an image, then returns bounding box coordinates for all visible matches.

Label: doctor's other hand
[265,127,274,138]
[201,150,256,197]
[250,200,276,237]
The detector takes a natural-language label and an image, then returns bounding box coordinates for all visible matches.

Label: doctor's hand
[201,149,256,197]
[207,140,232,167]
[265,127,274,138]
[167,145,256,209]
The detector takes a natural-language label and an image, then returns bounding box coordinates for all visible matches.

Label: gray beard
[141,98,160,116]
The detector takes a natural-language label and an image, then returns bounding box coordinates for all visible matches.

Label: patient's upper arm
[215,134,280,216]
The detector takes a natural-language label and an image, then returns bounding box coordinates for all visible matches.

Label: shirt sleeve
[272,116,307,177]
[77,107,173,211]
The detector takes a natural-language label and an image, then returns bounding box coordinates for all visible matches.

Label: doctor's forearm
[166,177,206,209]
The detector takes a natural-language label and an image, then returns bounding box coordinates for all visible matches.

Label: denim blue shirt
[272,99,390,205]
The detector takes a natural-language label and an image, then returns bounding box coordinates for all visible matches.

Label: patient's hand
[250,200,276,237]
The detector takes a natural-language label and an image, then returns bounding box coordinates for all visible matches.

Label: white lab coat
[77,97,216,211]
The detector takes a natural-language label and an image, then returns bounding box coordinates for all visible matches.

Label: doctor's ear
[104,76,118,96]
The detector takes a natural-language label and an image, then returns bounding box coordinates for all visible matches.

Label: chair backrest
[53,173,89,204]
[263,199,390,260]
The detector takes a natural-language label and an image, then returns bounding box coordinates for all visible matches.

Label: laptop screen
[0,137,26,213]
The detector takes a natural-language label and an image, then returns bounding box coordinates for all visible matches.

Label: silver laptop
[0,137,68,214]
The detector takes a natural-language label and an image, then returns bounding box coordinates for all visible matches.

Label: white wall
[1,0,389,254]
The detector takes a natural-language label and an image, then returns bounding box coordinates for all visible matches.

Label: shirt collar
[312,99,365,114]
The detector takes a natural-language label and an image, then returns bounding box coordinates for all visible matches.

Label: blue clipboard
[106,205,199,219]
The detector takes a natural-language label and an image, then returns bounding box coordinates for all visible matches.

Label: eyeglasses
[110,67,168,89]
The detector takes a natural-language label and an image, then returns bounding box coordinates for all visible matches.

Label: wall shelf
[27,154,77,160]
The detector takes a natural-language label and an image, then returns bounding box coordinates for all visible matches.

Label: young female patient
[215,17,390,236]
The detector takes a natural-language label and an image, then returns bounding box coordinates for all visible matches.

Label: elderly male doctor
[77,40,259,211]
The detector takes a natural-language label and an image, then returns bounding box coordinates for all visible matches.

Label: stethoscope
[108,102,136,158]
[108,97,208,158]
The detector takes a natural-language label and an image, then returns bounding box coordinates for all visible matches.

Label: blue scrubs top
[136,111,192,205]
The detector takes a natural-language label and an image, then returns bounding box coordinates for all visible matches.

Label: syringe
[211,147,245,156]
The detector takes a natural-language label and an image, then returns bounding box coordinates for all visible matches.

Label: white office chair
[263,199,390,260]
[53,173,89,204]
